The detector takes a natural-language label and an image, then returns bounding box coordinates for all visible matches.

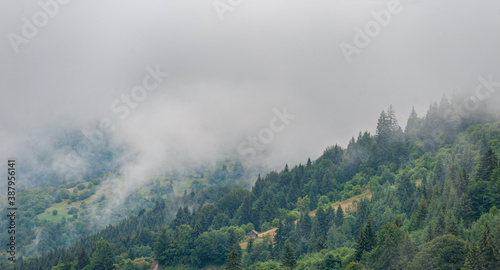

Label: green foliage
[407,235,467,270]
[11,103,500,270]
[295,250,343,270]
[91,238,114,270]
[68,207,79,215]
[227,245,243,270]
[281,241,297,270]
[463,241,482,270]
[252,260,281,270]
[195,230,230,266]
[478,223,499,269]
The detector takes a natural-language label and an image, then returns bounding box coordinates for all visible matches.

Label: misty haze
[1,0,500,269]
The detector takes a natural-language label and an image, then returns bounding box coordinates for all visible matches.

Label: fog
[1,0,500,189]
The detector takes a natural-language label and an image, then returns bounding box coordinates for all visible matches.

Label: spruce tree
[457,194,475,227]
[434,212,445,238]
[398,233,414,269]
[355,229,367,261]
[192,220,203,239]
[377,235,397,270]
[479,223,498,269]
[76,248,90,270]
[316,206,327,238]
[364,217,376,252]
[91,238,114,270]
[446,217,460,236]
[463,241,482,270]
[282,241,297,270]
[477,147,498,181]
[247,237,254,254]
[313,236,327,252]
[227,245,242,270]
[335,205,344,227]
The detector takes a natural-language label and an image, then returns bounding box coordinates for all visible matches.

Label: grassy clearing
[310,188,372,216]
[37,200,82,221]
[240,228,277,249]
[240,189,372,248]
[172,177,208,196]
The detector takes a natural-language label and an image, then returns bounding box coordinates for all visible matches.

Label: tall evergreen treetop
[282,241,297,270]
[477,147,498,181]
[91,238,114,270]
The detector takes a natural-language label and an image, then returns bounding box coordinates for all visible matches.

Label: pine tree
[299,212,312,238]
[398,233,414,269]
[457,194,475,227]
[313,236,327,252]
[479,223,498,269]
[247,237,254,254]
[355,199,370,234]
[316,206,327,238]
[424,225,434,242]
[477,147,498,181]
[227,244,242,270]
[153,228,170,265]
[434,212,445,238]
[463,241,482,270]
[76,248,90,270]
[91,238,114,270]
[377,235,397,270]
[355,228,367,261]
[364,217,376,252]
[335,205,344,227]
[325,206,335,227]
[282,241,297,270]
[446,216,460,236]
[192,220,203,239]
[456,168,469,197]
[274,221,287,257]
[404,106,421,136]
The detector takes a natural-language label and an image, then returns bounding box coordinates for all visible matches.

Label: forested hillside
[4,97,500,270]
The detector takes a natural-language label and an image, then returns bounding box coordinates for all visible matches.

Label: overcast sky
[1,0,500,183]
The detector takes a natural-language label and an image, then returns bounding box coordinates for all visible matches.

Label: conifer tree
[364,217,376,252]
[335,205,344,227]
[477,147,498,181]
[192,220,203,239]
[313,237,327,252]
[479,223,498,269]
[446,216,460,236]
[434,212,445,238]
[282,241,297,270]
[315,206,327,238]
[300,212,312,238]
[247,237,254,254]
[76,248,90,270]
[398,233,414,269]
[463,241,482,270]
[377,235,397,270]
[355,229,366,261]
[91,238,114,270]
[227,245,242,270]
[457,194,475,227]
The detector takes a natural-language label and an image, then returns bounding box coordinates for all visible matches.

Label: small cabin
[246,230,259,239]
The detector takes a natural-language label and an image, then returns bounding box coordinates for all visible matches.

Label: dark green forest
[2,97,500,270]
